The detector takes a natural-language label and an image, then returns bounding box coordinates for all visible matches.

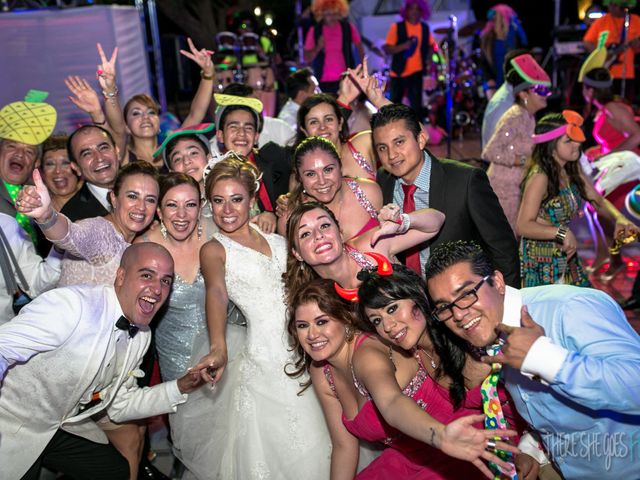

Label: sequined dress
[190,226,331,479]
[482,104,535,232]
[520,170,590,287]
[324,334,513,479]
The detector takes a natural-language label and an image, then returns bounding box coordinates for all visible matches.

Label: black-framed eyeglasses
[431,275,490,322]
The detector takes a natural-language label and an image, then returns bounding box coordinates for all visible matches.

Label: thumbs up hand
[15,169,53,222]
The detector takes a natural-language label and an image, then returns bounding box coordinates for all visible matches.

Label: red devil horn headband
[333,252,394,302]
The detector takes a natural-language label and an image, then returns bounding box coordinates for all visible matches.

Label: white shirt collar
[87,183,111,211]
[502,285,523,328]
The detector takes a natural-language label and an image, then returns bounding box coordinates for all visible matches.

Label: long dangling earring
[197,221,203,240]
[303,350,308,366]
[160,221,167,239]
[345,325,353,341]
[300,261,306,271]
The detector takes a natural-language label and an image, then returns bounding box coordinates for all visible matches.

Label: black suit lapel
[426,152,446,213]
[253,153,276,209]
[376,169,396,204]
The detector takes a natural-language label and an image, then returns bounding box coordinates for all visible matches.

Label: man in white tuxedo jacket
[0,243,205,479]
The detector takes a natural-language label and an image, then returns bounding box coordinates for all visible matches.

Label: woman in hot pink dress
[582,67,640,278]
[287,276,521,479]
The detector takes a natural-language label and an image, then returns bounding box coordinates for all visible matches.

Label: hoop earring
[160,221,167,239]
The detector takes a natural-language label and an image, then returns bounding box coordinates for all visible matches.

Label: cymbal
[434,27,453,35]
[433,21,486,37]
[459,21,486,37]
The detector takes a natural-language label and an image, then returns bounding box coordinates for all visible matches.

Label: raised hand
[15,169,52,221]
[96,43,118,92]
[64,76,102,115]
[439,414,519,479]
[481,306,546,371]
[251,211,277,234]
[180,37,215,79]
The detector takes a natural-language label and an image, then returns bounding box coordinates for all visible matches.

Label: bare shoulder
[200,237,226,262]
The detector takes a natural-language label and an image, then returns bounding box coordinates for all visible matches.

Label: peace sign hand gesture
[180,37,215,79]
[96,43,118,92]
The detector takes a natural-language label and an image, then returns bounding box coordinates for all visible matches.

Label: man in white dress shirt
[0,242,205,479]
[0,213,61,324]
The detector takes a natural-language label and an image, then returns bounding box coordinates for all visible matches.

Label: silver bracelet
[35,209,58,230]
[102,86,119,98]
[397,213,411,234]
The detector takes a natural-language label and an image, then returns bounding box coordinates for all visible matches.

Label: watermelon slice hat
[0,90,57,146]
[509,54,551,93]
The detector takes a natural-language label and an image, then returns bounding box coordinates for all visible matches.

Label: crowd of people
[1,0,640,479]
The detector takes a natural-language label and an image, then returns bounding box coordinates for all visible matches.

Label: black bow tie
[116,315,139,338]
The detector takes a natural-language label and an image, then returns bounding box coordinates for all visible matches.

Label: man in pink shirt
[304,0,364,93]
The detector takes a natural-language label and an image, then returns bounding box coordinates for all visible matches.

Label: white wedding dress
[175,226,331,480]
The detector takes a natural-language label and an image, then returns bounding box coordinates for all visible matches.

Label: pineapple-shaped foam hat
[0,90,57,146]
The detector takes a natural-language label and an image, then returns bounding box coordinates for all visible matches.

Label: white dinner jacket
[0,285,185,479]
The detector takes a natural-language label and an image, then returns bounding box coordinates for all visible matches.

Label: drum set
[214,31,277,117]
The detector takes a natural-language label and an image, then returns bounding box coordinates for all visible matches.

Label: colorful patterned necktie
[401,183,422,274]
[4,182,36,244]
[481,342,518,480]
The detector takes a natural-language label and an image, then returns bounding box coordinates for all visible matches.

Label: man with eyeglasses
[425,240,640,479]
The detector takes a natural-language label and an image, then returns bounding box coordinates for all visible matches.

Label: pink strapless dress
[324,335,522,479]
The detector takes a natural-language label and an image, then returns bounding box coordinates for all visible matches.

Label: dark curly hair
[523,113,587,203]
[424,240,495,283]
[357,263,469,409]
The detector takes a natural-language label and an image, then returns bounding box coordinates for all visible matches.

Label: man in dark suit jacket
[61,125,119,222]
[372,103,520,287]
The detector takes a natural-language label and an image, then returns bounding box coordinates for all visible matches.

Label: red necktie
[247,153,274,212]
[401,184,422,274]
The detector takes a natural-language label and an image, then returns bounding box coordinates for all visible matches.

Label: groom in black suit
[372,104,520,287]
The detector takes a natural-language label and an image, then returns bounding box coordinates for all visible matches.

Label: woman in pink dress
[304,0,365,94]
[276,136,383,239]
[582,67,640,278]
[287,277,521,479]
[283,201,445,298]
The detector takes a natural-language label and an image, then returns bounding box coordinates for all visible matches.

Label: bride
[191,155,331,479]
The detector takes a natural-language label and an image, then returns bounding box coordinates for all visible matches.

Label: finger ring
[486,439,497,451]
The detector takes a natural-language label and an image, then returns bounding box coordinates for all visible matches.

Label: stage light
[265,14,273,26]
[270,28,278,36]
[254,7,262,16]
[588,12,604,19]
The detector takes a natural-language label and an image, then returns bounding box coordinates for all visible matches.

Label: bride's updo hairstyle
[204,155,261,201]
